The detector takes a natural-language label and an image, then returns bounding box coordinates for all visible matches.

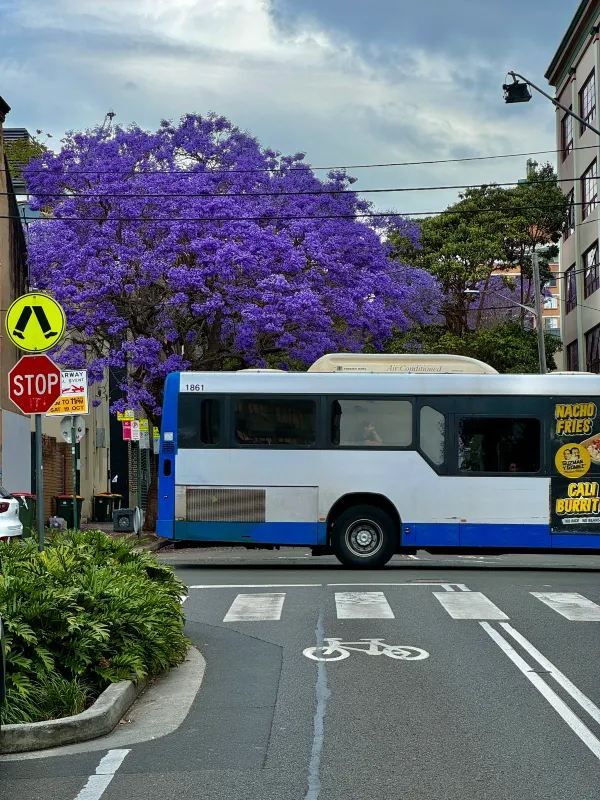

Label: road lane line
[531,592,600,621]
[480,623,600,761]
[440,584,456,592]
[433,591,509,620]
[223,592,286,621]
[335,591,395,619]
[304,610,330,800]
[327,582,466,588]
[74,749,130,800]
[189,583,321,589]
[500,622,600,725]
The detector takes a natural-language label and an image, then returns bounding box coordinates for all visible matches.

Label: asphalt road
[3,549,600,800]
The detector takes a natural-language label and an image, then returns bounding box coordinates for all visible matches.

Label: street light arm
[508,71,600,137]
[466,287,537,316]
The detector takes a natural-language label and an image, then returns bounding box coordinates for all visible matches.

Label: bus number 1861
[184,383,204,392]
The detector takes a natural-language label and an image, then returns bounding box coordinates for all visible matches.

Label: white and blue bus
[157,356,600,567]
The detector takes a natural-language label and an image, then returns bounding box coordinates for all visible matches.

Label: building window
[331,399,412,447]
[543,296,558,309]
[234,398,316,446]
[565,264,577,313]
[564,190,575,239]
[579,71,596,133]
[581,160,598,219]
[566,340,579,371]
[178,397,222,448]
[586,324,600,373]
[544,317,561,336]
[458,418,540,474]
[561,111,574,159]
[419,406,445,465]
[584,241,599,298]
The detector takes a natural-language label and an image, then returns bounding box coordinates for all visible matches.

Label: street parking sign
[8,354,62,414]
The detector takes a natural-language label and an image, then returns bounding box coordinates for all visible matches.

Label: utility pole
[532,251,547,374]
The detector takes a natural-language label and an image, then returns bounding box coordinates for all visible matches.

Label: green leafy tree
[4,131,50,187]
[389,163,567,336]
[390,321,562,374]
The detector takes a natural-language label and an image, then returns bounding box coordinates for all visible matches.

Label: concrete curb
[0,677,147,754]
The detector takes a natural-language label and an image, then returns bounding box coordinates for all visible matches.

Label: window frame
[455,414,544,477]
[585,323,600,374]
[230,394,322,450]
[565,264,577,313]
[566,340,579,371]
[416,399,449,474]
[564,189,575,240]
[581,160,598,219]
[583,241,599,298]
[561,110,574,160]
[325,395,415,451]
[177,393,225,449]
[579,70,596,134]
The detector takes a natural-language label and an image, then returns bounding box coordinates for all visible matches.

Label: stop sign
[9,355,62,414]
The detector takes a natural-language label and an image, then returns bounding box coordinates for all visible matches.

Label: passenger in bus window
[362,421,383,445]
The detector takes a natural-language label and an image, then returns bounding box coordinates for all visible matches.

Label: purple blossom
[26,113,439,419]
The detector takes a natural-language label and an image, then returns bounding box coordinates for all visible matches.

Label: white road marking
[73,749,130,800]
[531,592,600,621]
[223,592,286,621]
[179,594,188,604]
[500,623,600,725]
[440,584,456,592]
[335,591,395,619]
[189,583,321,589]
[480,623,600,761]
[327,582,467,588]
[433,591,509,620]
[406,554,419,560]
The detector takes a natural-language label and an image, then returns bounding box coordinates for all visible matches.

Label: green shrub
[0,530,188,724]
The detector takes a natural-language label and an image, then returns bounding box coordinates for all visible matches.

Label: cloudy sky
[0,0,578,213]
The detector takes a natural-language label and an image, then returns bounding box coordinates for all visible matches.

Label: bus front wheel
[331,505,397,568]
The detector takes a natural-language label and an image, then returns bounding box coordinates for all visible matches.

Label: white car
[0,488,23,541]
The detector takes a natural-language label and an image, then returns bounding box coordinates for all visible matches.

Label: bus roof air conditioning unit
[308,353,498,375]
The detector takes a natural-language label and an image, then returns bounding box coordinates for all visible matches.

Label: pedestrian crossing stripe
[211,590,600,623]
[5,292,66,353]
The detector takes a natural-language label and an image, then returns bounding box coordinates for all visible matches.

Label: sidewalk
[79,519,166,553]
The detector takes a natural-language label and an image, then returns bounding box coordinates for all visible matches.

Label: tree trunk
[144,455,158,533]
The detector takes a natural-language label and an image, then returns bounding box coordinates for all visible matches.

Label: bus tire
[330,505,397,568]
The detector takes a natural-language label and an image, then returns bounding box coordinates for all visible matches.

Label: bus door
[453,397,551,549]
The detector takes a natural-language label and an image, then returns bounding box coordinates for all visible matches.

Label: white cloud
[4,0,556,213]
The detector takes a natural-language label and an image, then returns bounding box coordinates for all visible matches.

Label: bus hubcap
[346,519,383,557]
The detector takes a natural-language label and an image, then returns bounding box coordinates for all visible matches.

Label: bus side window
[419,406,446,465]
[458,417,540,473]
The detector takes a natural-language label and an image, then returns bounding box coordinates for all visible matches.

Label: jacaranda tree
[26,113,438,526]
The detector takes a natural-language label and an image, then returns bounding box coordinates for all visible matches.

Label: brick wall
[41,435,73,519]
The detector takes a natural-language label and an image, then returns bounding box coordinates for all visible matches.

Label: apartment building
[546,0,600,371]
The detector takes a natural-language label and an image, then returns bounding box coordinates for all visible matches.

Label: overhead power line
[3,143,597,177]
[0,174,583,200]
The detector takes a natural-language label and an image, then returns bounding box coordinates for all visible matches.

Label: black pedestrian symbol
[12,305,59,341]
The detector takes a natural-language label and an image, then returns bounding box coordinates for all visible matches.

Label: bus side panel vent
[185,488,266,522]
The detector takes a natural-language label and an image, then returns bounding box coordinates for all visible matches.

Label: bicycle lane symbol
[303,637,430,662]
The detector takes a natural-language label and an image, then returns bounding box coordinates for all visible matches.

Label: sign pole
[35,414,44,551]
[71,419,79,531]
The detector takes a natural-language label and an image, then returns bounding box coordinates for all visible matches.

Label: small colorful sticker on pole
[5,293,66,353]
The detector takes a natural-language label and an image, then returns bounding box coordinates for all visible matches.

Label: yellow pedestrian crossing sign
[5,293,66,353]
